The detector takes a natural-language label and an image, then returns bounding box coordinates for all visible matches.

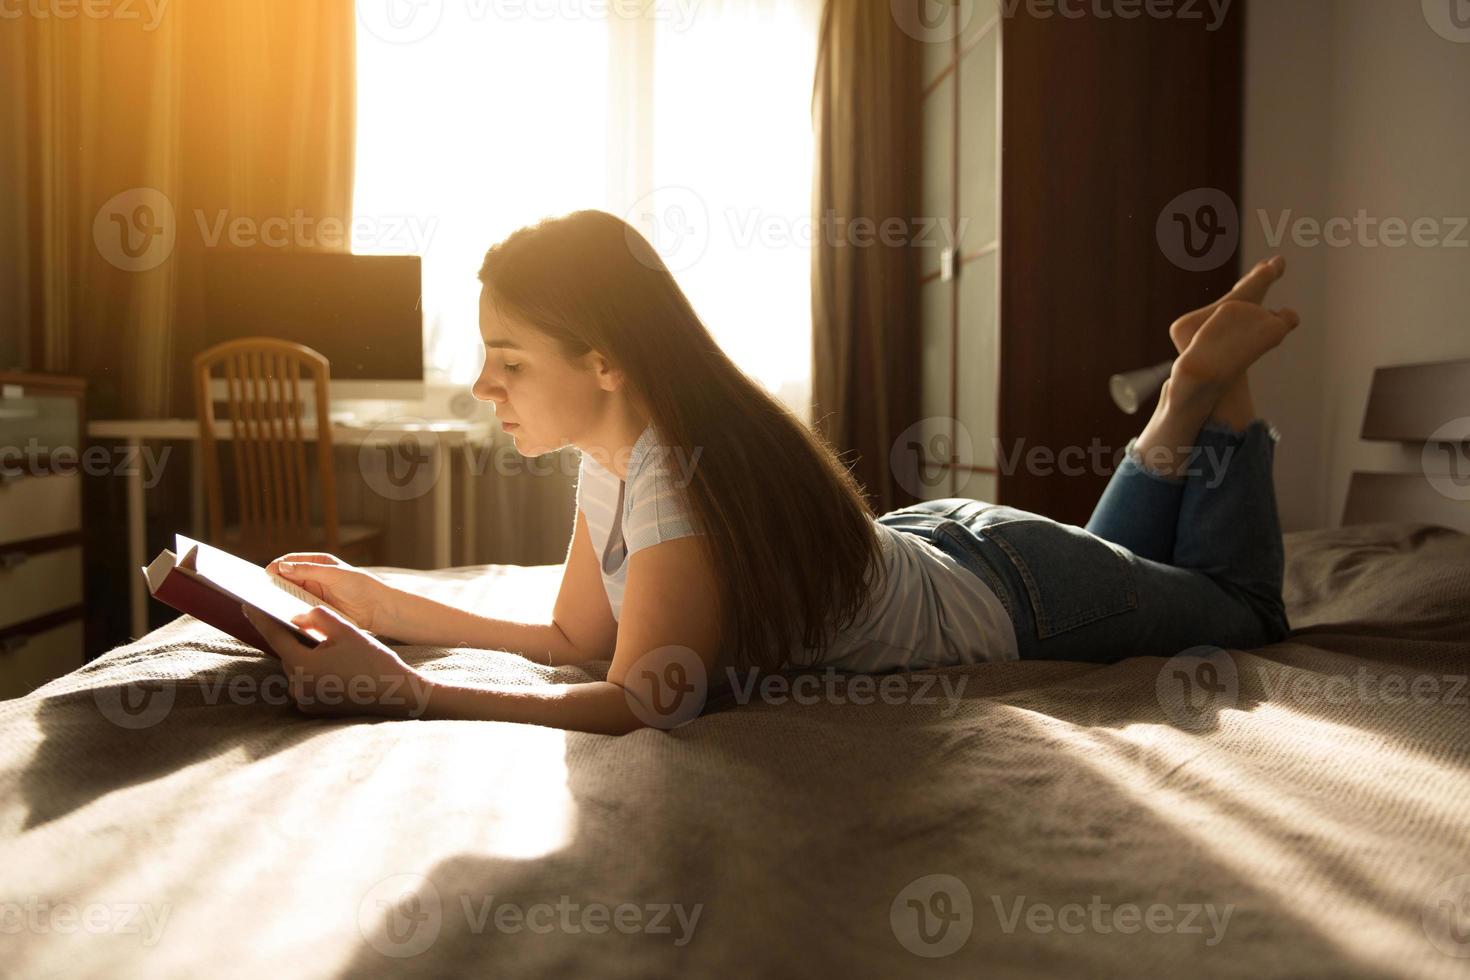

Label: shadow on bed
[3,522,1468,977]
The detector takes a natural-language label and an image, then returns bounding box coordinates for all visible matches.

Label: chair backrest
[193,338,339,554]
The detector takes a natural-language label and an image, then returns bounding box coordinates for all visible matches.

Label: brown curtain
[21,0,356,418]
[810,0,924,514]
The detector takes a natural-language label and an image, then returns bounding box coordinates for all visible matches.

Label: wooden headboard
[1342,358,1470,533]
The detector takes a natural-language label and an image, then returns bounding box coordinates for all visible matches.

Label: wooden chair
[193,338,382,567]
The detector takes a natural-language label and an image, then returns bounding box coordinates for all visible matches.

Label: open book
[141,534,355,653]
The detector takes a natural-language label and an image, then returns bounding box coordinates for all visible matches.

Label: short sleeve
[623,441,702,556]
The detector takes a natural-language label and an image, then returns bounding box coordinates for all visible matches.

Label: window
[353,0,821,422]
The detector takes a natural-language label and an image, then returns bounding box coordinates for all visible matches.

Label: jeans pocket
[975,518,1138,640]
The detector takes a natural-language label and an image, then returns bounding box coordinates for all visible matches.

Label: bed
[3,518,1468,978]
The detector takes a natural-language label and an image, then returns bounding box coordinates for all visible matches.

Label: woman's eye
[503,363,522,374]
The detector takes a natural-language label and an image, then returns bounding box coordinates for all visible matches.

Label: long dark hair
[479,210,883,671]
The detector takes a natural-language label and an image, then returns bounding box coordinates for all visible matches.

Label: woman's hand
[243,605,435,720]
[266,553,398,635]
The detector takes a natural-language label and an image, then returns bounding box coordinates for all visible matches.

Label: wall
[1243,0,1470,530]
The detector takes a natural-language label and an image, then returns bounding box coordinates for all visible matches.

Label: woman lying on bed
[244,210,1299,735]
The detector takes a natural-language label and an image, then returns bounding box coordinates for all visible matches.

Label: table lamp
[1109,359,1175,415]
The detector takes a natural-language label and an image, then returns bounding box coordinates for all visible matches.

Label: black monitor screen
[201,253,424,381]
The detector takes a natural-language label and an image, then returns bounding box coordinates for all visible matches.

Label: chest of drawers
[0,372,87,699]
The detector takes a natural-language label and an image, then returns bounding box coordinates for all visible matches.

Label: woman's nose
[472,377,505,403]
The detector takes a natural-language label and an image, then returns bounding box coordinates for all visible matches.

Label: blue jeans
[876,419,1291,663]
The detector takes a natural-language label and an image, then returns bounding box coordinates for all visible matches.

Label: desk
[87,417,494,637]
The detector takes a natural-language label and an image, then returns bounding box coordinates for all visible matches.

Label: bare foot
[1170,255,1288,353]
[1173,301,1300,386]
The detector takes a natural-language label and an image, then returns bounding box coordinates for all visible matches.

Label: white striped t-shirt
[576,424,1019,671]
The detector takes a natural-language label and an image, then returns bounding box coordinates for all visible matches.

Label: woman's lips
[501,421,519,430]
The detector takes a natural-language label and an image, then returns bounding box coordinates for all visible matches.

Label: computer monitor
[201,252,425,400]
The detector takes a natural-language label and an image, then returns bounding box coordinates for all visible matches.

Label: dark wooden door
[998,4,1246,525]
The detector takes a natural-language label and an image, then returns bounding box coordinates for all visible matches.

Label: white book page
[176,534,354,629]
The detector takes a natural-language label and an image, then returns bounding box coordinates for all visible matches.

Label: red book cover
[141,535,329,652]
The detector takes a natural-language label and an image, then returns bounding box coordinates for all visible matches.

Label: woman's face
[473,289,612,456]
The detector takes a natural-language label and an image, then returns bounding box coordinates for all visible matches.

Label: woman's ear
[589,352,625,393]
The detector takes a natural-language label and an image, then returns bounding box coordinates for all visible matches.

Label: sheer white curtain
[354,0,822,422]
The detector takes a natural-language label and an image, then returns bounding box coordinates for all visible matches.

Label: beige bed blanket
[2,522,1468,979]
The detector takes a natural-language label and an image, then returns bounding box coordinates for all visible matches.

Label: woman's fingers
[266,553,344,576]
[1271,307,1301,328]
[243,605,310,661]
[291,605,357,643]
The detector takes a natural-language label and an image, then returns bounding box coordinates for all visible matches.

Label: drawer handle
[0,552,28,571]
[1,635,29,656]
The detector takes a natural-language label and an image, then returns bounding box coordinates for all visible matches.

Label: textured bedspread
[3,523,1469,979]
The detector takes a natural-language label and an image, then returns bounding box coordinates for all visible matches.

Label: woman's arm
[248,533,724,735]
[410,534,724,733]
[386,508,618,664]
